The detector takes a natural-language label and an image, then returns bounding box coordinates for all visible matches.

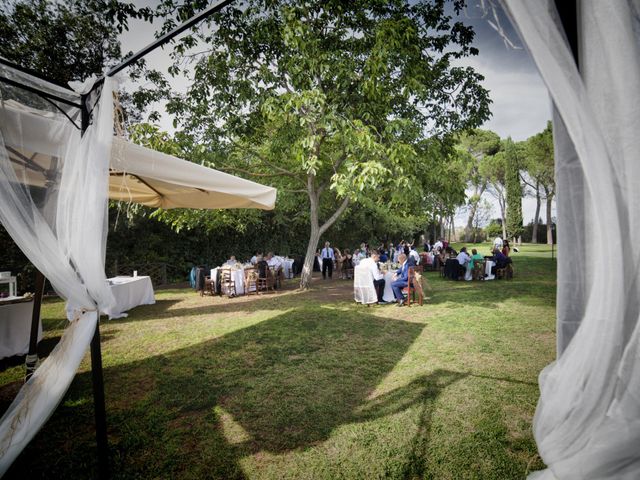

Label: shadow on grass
[3,307,467,479]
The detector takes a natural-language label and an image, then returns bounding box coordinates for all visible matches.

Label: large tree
[0,0,153,84]
[457,128,501,241]
[480,149,507,239]
[158,0,491,288]
[524,122,555,245]
[504,137,523,241]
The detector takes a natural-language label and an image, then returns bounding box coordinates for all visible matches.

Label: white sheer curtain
[503,1,640,478]
[0,74,117,475]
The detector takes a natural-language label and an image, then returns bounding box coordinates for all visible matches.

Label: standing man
[321,241,335,279]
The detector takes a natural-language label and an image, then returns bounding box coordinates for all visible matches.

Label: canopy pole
[24,271,45,381]
[105,0,234,79]
[79,90,110,478]
[90,316,109,479]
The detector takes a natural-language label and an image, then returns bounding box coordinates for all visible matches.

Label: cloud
[463,56,551,141]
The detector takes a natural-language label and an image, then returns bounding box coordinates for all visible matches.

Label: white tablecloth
[281,259,294,279]
[0,276,17,297]
[0,298,41,359]
[484,260,495,280]
[382,271,396,302]
[108,276,155,319]
[211,268,255,295]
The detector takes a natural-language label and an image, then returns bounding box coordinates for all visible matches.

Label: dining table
[211,266,256,296]
[108,275,156,319]
[0,296,41,360]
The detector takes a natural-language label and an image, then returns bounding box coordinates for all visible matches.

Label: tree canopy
[151,0,491,287]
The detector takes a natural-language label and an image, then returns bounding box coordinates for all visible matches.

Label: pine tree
[504,138,524,241]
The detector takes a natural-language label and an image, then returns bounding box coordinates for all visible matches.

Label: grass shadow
[5,307,429,479]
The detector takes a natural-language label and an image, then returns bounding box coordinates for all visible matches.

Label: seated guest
[256,255,269,278]
[469,248,484,269]
[502,240,511,257]
[266,252,281,269]
[391,253,410,306]
[359,251,387,304]
[424,238,432,252]
[250,251,260,265]
[456,247,471,280]
[491,247,512,275]
[379,246,389,262]
[224,255,237,266]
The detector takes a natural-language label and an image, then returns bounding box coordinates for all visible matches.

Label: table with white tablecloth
[0,297,41,359]
[484,260,495,280]
[108,276,156,319]
[280,258,295,279]
[211,268,256,296]
[382,271,396,303]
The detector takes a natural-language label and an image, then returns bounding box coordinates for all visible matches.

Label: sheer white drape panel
[0,78,116,475]
[503,1,640,478]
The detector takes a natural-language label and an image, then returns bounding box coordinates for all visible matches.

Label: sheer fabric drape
[0,76,116,474]
[503,1,640,478]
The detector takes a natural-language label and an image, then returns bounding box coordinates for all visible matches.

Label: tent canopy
[0,98,276,211]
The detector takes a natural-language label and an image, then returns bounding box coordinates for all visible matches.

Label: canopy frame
[0,2,237,477]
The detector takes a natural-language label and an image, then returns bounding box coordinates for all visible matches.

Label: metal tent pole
[24,271,45,381]
[78,90,110,478]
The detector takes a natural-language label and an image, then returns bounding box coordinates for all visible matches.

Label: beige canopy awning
[1,99,276,210]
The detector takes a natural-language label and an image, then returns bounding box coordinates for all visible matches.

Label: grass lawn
[0,243,556,479]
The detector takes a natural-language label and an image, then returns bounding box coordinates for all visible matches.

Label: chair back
[472,261,485,280]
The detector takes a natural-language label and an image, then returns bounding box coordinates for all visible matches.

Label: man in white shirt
[433,238,444,252]
[409,247,420,266]
[456,247,471,279]
[360,251,387,304]
[321,241,335,279]
[352,249,361,266]
[224,255,237,266]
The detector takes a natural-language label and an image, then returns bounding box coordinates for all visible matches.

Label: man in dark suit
[320,241,335,279]
[391,253,410,306]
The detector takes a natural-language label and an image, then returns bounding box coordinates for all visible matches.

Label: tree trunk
[532,182,541,243]
[500,198,507,240]
[300,226,321,290]
[464,183,486,241]
[450,215,456,242]
[546,193,554,245]
[299,180,350,289]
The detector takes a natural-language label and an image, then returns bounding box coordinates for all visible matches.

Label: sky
[119,1,554,225]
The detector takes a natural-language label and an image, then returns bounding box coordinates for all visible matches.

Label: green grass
[0,243,556,479]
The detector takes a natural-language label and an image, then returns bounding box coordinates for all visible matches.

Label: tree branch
[319,196,350,235]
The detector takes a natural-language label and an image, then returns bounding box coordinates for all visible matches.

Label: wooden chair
[257,268,275,293]
[220,269,237,297]
[472,261,485,281]
[499,263,514,280]
[202,275,215,296]
[269,266,284,289]
[402,267,423,306]
[244,268,258,295]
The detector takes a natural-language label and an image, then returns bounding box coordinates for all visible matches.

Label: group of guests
[317,239,424,280]
[357,250,414,306]
[445,237,514,280]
